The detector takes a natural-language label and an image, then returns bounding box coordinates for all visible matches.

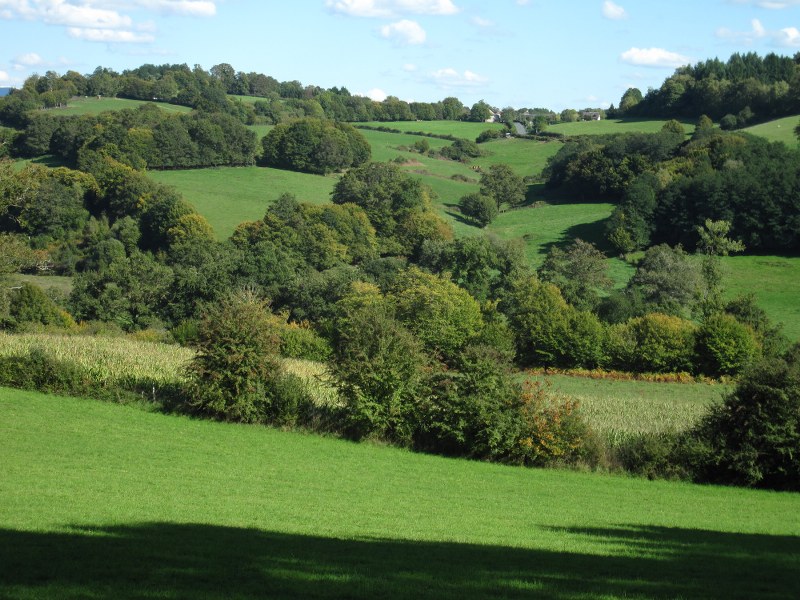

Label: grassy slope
[358,120,506,138]
[148,166,337,238]
[549,118,697,136]
[743,115,800,146]
[2,388,799,599]
[43,97,192,117]
[722,255,800,341]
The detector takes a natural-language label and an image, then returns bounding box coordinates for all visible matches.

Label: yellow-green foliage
[0,332,192,385]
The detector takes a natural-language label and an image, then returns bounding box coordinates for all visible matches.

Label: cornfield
[0,332,193,386]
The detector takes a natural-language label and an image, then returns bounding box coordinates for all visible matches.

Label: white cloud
[620,47,691,68]
[0,1,217,45]
[14,52,44,66]
[402,63,417,71]
[380,19,426,44]
[516,0,530,5]
[365,88,388,101]
[133,1,216,16]
[429,67,488,88]
[602,1,627,20]
[471,16,492,27]
[729,0,800,8]
[68,27,155,42]
[717,18,800,46]
[325,0,459,17]
[0,70,11,84]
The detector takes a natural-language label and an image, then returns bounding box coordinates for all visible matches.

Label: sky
[1,0,799,110]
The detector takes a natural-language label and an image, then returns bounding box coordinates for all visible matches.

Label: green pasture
[149,166,336,238]
[549,118,696,137]
[357,120,505,139]
[247,123,273,139]
[4,274,73,295]
[721,254,800,341]
[1,388,798,599]
[743,115,800,146]
[43,97,192,117]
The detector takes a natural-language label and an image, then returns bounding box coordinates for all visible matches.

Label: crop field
[42,97,192,117]
[531,374,728,437]
[149,166,337,238]
[1,388,798,599]
[549,118,697,136]
[743,115,800,146]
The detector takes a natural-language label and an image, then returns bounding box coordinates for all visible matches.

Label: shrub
[416,344,524,459]
[458,192,498,227]
[330,300,429,445]
[511,381,595,467]
[8,283,75,330]
[278,322,332,362]
[611,313,696,373]
[695,313,759,377]
[613,431,692,480]
[691,352,800,490]
[184,290,283,423]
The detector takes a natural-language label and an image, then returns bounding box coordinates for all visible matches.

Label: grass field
[358,120,505,139]
[743,115,800,146]
[149,166,337,238]
[1,388,798,599]
[549,118,697,137]
[722,254,800,341]
[5,273,73,295]
[42,97,192,117]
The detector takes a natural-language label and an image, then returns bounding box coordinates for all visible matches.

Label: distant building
[581,111,602,121]
[485,111,502,123]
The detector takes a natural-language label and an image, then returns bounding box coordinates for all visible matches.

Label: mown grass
[549,117,697,137]
[743,115,800,146]
[42,97,192,117]
[1,388,798,599]
[149,166,337,239]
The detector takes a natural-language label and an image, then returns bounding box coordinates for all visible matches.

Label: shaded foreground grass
[2,388,799,599]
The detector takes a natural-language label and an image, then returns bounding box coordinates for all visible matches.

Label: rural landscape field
[2,1,800,598]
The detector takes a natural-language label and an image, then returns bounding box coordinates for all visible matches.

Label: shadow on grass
[1,523,797,599]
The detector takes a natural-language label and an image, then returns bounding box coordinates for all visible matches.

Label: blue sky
[1,0,799,110]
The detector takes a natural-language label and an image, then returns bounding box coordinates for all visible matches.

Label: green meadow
[149,166,337,238]
[44,96,192,116]
[358,120,505,138]
[549,118,697,136]
[2,387,798,599]
[743,114,800,146]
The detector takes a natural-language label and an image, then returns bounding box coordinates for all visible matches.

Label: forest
[1,54,799,492]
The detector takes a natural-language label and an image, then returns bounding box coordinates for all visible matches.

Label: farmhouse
[581,111,602,121]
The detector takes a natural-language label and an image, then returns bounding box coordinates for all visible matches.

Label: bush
[184,290,283,423]
[278,322,332,362]
[613,432,692,480]
[511,381,595,467]
[691,352,800,490]
[8,283,75,330]
[695,313,759,377]
[458,192,498,227]
[416,345,524,459]
[610,313,696,373]
[330,300,429,445]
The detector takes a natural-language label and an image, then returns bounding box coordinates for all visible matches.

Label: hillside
[2,387,799,599]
